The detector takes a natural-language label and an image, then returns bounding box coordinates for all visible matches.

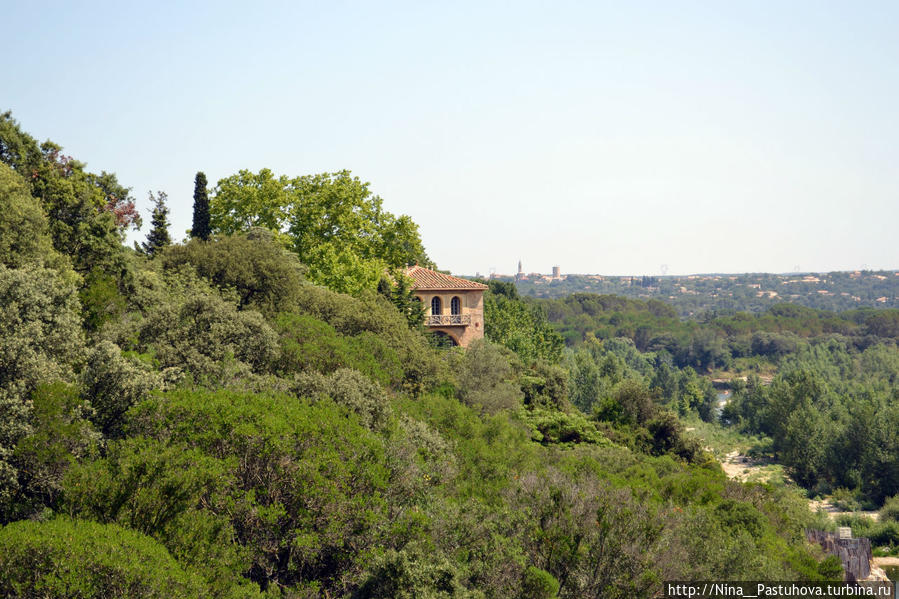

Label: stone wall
[806,529,872,581]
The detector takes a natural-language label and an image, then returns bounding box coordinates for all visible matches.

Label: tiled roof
[405,265,488,290]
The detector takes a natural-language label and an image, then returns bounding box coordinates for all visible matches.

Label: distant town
[471,263,899,315]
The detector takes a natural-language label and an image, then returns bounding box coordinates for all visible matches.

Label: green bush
[138,293,279,382]
[0,517,208,598]
[79,341,162,437]
[126,389,391,593]
[291,368,393,431]
[276,312,402,387]
[161,231,306,317]
[6,383,98,521]
[521,566,559,599]
[880,495,899,522]
[454,339,522,413]
[62,437,256,598]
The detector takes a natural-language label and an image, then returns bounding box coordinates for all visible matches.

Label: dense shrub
[0,517,208,598]
[6,383,98,522]
[276,313,403,387]
[79,341,162,437]
[138,293,279,383]
[62,438,257,598]
[161,231,306,317]
[126,389,391,593]
[454,340,523,413]
[0,266,85,519]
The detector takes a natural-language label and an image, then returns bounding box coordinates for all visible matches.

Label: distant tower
[552,265,561,280]
[518,260,523,275]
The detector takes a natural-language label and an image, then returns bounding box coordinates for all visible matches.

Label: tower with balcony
[405,265,487,347]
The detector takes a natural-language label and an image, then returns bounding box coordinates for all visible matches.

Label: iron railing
[427,314,471,326]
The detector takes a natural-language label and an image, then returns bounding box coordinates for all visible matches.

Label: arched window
[431,296,442,315]
[450,296,461,315]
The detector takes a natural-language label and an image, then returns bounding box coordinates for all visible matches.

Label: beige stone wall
[415,289,484,347]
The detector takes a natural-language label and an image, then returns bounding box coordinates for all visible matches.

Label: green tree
[0,266,85,520]
[161,230,306,317]
[209,168,431,294]
[141,191,172,257]
[190,171,211,240]
[483,281,564,364]
[0,163,56,268]
[0,111,138,275]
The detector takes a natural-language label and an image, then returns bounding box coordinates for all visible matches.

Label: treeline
[539,292,899,372]
[515,270,899,313]
[0,112,840,597]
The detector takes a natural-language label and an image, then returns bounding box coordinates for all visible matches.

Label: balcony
[427,314,471,326]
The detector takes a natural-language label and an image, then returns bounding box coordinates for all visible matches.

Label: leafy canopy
[209,168,431,294]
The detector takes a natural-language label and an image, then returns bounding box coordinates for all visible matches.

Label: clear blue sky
[5,1,898,276]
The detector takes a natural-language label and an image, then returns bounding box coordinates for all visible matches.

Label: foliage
[521,566,560,599]
[162,231,306,317]
[209,168,431,294]
[0,517,208,598]
[286,284,444,393]
[291,368,393,431]
[453,339,523,413]
[62,437,258,598]
[127,389,391,593]
[0,163,57,268]
[0,111,136,275]
[141,191,172,256]
[79,341,162,437]
[191,171,211,240]
[0,265,85,519]
[482,280,564,364]
[6,383,98,522]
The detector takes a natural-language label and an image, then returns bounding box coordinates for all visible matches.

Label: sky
[4,0,898,276]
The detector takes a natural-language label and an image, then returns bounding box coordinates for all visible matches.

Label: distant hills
[497,270,899,315]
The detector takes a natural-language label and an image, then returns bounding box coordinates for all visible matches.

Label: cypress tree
[191,171,210,240]
[141,191,172,257]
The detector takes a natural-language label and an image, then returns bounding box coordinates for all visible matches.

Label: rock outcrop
[806,529,876,581]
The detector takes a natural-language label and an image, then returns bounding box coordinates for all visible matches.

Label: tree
[141,191,171,257]
[190,171,210,240]
[0,163,56,268]
[0,112,138,275]
[209,168,432,294]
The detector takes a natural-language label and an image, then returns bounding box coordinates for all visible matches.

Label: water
[883,565,899,581]
[715,390,730,418]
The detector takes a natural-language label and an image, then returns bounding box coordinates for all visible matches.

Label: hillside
[0,113,857,597]
[509,271,899,315]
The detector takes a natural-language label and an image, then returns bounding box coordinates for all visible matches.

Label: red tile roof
[405,265,488,290]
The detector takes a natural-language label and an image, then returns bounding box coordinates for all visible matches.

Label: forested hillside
[513,271,899,314]
[0,113,846,597]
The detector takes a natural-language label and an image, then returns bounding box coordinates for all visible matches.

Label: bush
[521,566,560,599]
[290,284,443,393]
[455,340,522,414]
[0,517,208,598]
[276,313,402,387]
[126,389,391,593]
[161,231,306,318]
[6,383,98,521]
[80,341,162,437]
[138,293,279,383]
[0,266,85,520]
[0,163,56,268]
[880,495,899,522]
[291,368,393,431]
[62,438,257,598]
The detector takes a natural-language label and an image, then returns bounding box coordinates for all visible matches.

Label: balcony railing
[427,314,471,326]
